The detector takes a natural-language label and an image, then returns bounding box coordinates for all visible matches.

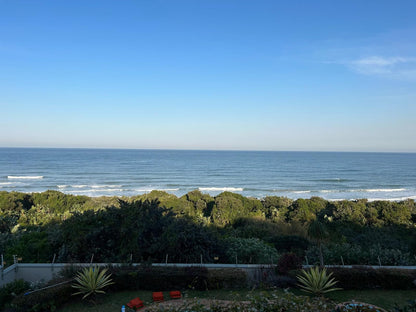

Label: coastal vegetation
[0,190,415,266]
[1,189,416,311]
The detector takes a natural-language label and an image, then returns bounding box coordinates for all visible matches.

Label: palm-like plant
[72,266,114,300]
[297,266,341,296]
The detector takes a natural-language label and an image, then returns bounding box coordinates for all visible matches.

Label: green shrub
[0,279,30,310]
[10,279,73,312]
[306,243,415,266]
[31,190,89,214]
[108,266,248,291]
[271,235,309,254]
[72,266,114,299]
[262,196,292,221]
[296,266,341,296]
[232,217,281,240]
[287,197,328,223]
[108,265,209,291]
[206,268,247,289]
[211,192,264,226]
[277,252,302,275]
[0,191,33,212]
[223,237,279,264]
[328,267,416,290]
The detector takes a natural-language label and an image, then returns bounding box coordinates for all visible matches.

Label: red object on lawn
[152,291,164,302]
[127,297,144,311]
[169,290,182,299]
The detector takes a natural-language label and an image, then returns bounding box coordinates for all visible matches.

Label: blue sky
[1,0,415,152]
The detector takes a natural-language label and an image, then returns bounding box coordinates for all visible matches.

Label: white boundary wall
[2,263,416,287]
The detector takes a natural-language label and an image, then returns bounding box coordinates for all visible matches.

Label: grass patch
[326,289,416,310]
[57,289,416,312]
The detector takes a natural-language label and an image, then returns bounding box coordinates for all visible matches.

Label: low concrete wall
[2,263,416,287]
[15,263,65,285]
[0,263,277,287]
[1,264,18,286]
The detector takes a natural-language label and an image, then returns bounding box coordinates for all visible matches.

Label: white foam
[135,188,156,192]
[292,190,311,194]
[367,195,416,202]
[199,187,244,192]
[57,185,68,189]
[360,188,406,193]
[91,184,121,189]
[7,176,43,180]
[67,188,124,194]
[71,185,88,188]
[134,188,180,192]
[0,182,13,185]
[317,188,407,194]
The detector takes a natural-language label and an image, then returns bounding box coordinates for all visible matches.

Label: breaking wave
[135,188,180,192]
[7,176,43,179]
[360,188,406,192]
[199,187,244,192]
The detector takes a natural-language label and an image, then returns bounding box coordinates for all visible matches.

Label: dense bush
[206,268,247,289]
[232,217,282,241]
[322,200,369,225]
[5,230,54,263]
[10,278,73,312]
[287,197,327,223]
[63,265,247,291]
[306,243,416,266]
[277,253,302,275]
[1,190,416,265]
[270,235,309,255]
[107,265,210,291]
[0,279,30,310]
[53,199,221,263]
[0,191,33,212]
[223,237,279,264]
[211,192,264,226]
[328,267,416,290]
[180,190,215,223]
[262,196,292,221]
[31,190,89,214]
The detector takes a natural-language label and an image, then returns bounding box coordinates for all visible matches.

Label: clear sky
[1,0,415,152]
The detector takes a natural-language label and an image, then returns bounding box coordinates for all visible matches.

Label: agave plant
[296,266,341,296]
[72,266,114,300]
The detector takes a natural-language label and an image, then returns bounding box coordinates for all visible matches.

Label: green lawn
[326,290,416,310]
[58,289,416,312]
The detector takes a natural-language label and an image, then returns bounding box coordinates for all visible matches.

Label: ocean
[0,148,415,201]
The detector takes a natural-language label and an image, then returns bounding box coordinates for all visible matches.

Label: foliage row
[0,190,416,266]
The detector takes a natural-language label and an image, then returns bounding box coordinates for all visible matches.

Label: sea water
[0,148,415,201]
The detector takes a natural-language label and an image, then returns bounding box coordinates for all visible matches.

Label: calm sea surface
[0,148,415,201]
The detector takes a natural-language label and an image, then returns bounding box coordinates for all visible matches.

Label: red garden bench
[152,291,164,302]
[127,297,144,311]
[169,290,182,299]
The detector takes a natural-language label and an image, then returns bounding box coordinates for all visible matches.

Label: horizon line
[0,146,415,154]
